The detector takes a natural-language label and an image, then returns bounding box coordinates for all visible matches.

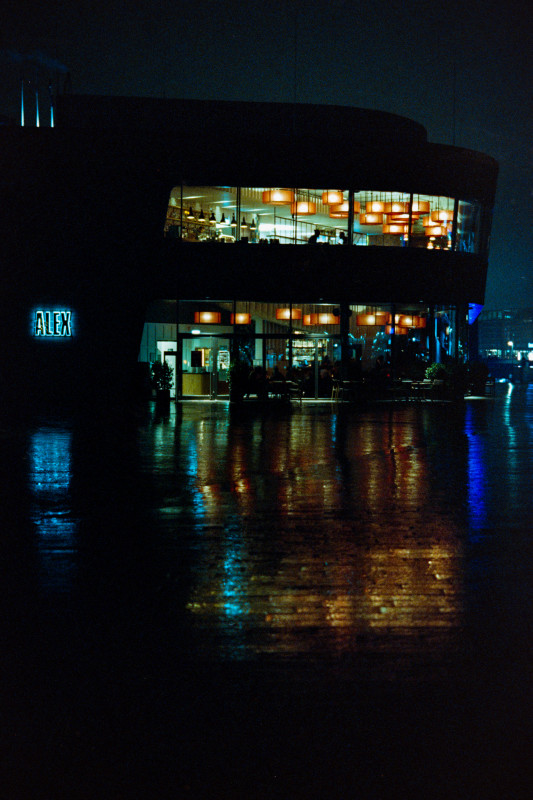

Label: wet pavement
[1,386,533,798]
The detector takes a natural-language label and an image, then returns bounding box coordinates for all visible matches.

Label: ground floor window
[138,300,466,399]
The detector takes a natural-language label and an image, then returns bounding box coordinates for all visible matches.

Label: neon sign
[34,310,73,337]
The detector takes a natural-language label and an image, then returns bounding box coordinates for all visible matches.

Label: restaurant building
[0,95,498,408]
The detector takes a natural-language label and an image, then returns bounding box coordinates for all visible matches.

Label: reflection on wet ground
[1,385,533,798]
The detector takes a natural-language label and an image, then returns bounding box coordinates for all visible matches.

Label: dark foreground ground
[1,386,533,798]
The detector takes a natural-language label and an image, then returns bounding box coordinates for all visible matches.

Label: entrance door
[181,336,230,398]
[163,351,177,398]
[157,341,178,398]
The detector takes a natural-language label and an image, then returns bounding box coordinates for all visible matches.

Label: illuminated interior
[139,300,459,398]
[165,186,487,255]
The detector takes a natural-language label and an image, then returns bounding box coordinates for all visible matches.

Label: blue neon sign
[33,309,73,337]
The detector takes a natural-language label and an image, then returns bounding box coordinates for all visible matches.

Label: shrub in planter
[425,362,449,382]
[425,361,468,399]
[151,361,173,412]
[151,360,173,392]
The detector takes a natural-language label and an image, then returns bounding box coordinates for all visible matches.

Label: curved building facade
[0,96,498,408]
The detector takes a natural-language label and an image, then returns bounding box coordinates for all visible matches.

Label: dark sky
[2,0,532,308]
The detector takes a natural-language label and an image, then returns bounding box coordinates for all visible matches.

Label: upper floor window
[164,186,487,255]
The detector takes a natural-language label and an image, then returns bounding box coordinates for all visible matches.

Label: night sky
[2,0,532,308]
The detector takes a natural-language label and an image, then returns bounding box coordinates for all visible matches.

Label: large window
[165,186,488,253]
[140,299,440,399]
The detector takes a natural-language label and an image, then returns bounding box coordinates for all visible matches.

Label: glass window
[456,201,482,254]
[164,188,485,257]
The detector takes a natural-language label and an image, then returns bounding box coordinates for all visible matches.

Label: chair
[287,380,303,405]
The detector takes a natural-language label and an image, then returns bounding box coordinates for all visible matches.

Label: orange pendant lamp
[397,314,415,327]
[276,307,302,321]
[359,213,384,225]
[422,215,447,235]
[383,201,408,215]
[322,190,344,204]
[328,200,361,218]
[431,208,454,223]
[230,313,252,324]
[303,312,340,325]
[385,201,428,222]
[262,189,295,205]
[290,200,317,215]
[365,200,385,213]
[356,311,389,326]
[194,311,221,324]
[412,200,430,215]
[382,223,409,234]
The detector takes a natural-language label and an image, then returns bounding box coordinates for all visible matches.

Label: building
[0,95,498,409]
[477,308,533,381]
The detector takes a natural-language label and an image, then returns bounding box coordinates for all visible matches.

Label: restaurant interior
[139,298,457,400]
[165,186,484,254]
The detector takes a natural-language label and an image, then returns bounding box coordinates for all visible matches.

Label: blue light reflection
[465,404,487,539]
[28,427,78,591]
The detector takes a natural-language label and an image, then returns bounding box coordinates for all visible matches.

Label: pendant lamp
[365,200,385,213]
[262,189,294,205]
[290,200,317,215]
[322,190,344,204]
[303,312,340,325]
[359,212,383,225]
[431,209,454,223]
[382,223,409,234]
[276,307,302,321]
[356,312,388,326]
[383,201,408,215]
[328,201,361,218]
[231,313,252,324]
[424,226,447,236]
[398,315,415,327]
[194,311,221,324]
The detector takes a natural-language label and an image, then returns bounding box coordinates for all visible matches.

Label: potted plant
[151,360,173,412]
[425,361,468,400]
[424,362,449,382]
